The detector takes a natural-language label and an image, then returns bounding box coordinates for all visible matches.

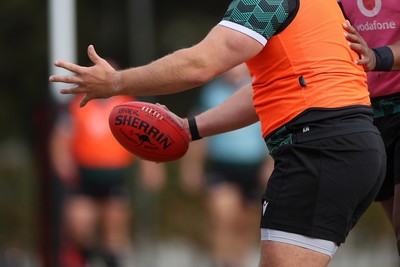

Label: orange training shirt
[220,0,370,138]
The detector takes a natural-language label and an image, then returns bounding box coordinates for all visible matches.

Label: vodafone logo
[357,0,382,17]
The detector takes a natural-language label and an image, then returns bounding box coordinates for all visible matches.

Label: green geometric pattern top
[222,0,290,41]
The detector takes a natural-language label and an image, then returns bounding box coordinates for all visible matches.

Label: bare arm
[49,25,263,107]
[343,22,400,71]
[183,83,259,139]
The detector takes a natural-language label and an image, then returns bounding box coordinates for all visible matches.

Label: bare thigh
[259,240,330,267]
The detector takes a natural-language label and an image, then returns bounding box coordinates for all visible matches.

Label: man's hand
[49,45,121,107]
[343,21,376,71]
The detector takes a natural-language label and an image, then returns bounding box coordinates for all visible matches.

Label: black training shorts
[73,167,130,200]
[373,112,400,201]
[205,160,264,202]
[261,131,386,245]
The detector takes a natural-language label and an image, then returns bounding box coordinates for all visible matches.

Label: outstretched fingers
[49,74,82,85]
[49,44,116,106]
[55,60,84,75]
[59,85,85,95]
[49,60,86,85]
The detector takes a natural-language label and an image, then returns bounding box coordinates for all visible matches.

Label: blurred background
[0,0,399,266]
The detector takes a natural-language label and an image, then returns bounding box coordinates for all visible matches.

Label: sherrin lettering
[109,101,189,162]
[114,114,172,150]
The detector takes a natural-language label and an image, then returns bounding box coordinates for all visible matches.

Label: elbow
[173,49,223,86]
[190,68,219,86]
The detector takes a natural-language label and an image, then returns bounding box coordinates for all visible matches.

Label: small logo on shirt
[303,126,310,133]
[262,201,269,216]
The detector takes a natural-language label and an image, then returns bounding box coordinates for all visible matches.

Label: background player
[339,0,400,254]
[49,94,166,267]
[181,64,273,267]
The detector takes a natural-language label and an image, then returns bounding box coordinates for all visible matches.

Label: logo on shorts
[262,201,269,216]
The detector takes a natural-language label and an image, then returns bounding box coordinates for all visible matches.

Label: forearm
[117,26,256,97]
[118,48,218,96]
[50,25,262,107]
[388,42,400,71]
[193,83,259,138]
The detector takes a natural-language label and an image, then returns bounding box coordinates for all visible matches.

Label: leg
[206,159,264,267]
[60,196,98,266]
[393,184,400,255]
[259,240,330,267]
[241,201,262,260]
[392,138,400,255]
[64,196,98,245]
[379,198,394,224]
[373,111,400,255]
[208,184,248,267]
[101,197,132,252]
[100,197,133,266]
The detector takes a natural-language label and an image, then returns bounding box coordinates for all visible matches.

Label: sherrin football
[109,101,190,162]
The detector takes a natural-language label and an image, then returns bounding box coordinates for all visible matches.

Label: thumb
[87,45,101,64]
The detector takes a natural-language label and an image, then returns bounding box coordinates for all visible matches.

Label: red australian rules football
[109,101,190,162]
